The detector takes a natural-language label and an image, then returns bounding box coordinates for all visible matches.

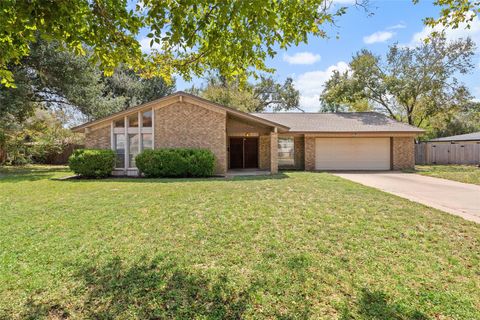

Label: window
[114,134,125,168]
[128,134,139,167]
[114,119,124,128]
[128,114,139,127]
[278,137,294,167]
[142,111,152,128]
[112,110,154,169]
[142,133,152,150]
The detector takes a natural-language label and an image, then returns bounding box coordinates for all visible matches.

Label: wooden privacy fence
[415,142,480,165]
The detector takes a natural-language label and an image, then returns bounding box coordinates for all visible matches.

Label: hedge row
[135,148,215,178]
[68,149,116,178]
[68,148,216,178]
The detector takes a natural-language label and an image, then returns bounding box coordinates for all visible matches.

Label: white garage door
[315,137,390,170]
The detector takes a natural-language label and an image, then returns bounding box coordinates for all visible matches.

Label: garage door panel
[315,138,390,170]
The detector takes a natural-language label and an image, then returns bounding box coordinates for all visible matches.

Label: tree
[103,69,175,110]
[0,40,125,123]
[415,0,480,31]
[253,77,301,112]
[0,0,365,87]
[189,76,301,113]
[319,36,476,128]
[426,101,480,139]
[0,109,83,165]
[0,40,175,123]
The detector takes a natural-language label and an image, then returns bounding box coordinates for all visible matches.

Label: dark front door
[229,138,244,169]
[244,138,259,168]
[229,137,259,169]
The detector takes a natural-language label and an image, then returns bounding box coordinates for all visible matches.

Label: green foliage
[424,102,480,139]
[253,76,301,112]
[102,68,176,110]
[320,37,476,129]
[416,165,480,185]
[189,75,301,112]
[0,0,360,87]
[68,149,115,178]
[0,110,82,165]
[417,0,480,32]
[136,149,216,178]
[0,40,175,123]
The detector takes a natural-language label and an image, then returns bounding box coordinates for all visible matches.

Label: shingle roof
[251,112,424,133]
[71,91,289,132]
[430,131,480,142]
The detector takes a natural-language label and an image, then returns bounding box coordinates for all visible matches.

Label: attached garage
[252,112,423,171]
[315,137,391,170]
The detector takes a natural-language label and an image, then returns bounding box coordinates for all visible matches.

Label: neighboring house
[428,132,480,144]
[415,132,480,165]
[72,92,424,175]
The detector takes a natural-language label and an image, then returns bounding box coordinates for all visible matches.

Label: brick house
[72,91,424,176]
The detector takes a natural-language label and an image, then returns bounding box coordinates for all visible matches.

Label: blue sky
[159,1,480,112]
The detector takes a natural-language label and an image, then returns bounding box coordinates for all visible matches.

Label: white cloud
[139,37,162,53]
[363,31,395,44]
[388,23,406,30]
[410,15,480,47]
[294,61,350,111]
[283,52,321,65]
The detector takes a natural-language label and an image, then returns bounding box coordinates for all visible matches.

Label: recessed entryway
[229,137,259,169]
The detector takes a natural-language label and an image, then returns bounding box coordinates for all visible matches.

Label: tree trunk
[0,146,6,165]
[407,112,414,126]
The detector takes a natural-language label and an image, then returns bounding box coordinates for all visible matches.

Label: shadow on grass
[59,172,290,184]
[0,165,69,183]
[340,288,429,320]
[22,256,255,319]
[19,254,320,319]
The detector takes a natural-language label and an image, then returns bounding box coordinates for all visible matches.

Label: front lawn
[1,166,479,319]
[415,164,480,185]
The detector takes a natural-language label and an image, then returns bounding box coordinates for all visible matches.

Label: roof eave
[287,130,425,134]
[70,92,290,132]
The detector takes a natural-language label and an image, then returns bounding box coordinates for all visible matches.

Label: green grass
[1,165,479,319]
[415,165,480,185]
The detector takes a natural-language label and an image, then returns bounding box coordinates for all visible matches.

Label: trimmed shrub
[136,148,216,178]
[68,149,115,178]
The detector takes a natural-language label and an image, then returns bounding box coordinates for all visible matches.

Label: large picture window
[112,109,154,170]
[278,137,295,168]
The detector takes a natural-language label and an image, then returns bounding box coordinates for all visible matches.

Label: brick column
[258,135,271,170]
[270,132,278,174]
[304,136,316,171]
[392,137,415,170]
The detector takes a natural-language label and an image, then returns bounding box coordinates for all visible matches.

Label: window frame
[111,108,155,172]
[278,136,295,168]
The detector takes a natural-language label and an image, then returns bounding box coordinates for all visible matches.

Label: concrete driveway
[334,172,480,223]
